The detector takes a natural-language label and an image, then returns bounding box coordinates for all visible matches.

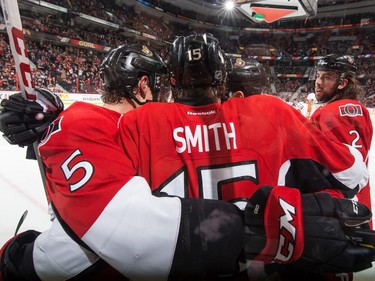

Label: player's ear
[232,91,245,98]
[138,76,150,96]
[138,76,148,89]
[337,78,348,90]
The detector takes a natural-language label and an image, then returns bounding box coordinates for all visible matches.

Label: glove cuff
[1,230,41,280]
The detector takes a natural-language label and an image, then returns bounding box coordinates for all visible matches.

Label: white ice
[0,115,374,280]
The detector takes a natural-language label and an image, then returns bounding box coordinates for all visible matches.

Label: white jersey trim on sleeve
[33,218,100,281]
[277,145,367,192]
[277,160,290,186]
[338,144,369,191]
[82,176,181,281]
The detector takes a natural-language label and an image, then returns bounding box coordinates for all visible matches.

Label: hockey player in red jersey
[226,57,272,98]
[119,35,366,206]
[312,54,373,220]
[0,36,375,281]
[223,53,373,281]
[116,34,374,278]
[225,51,373,281]
[0,43,252,280]
[0,43,177,280]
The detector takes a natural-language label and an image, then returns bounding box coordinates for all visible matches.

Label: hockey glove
[244,186,375,273]
[0,89,64,147]
[0,230,41,281]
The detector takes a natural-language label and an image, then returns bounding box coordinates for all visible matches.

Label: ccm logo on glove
[276,198,297,262]
[262,187,303,263]
[245,186,304,264]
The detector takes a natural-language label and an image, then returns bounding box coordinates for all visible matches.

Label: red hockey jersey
[311,99,373,218]
[119,95,367,206]
[36,96,368,280]
[38,102,185,280]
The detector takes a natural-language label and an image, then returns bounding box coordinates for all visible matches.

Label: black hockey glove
[244,186,375,273]
[0,230,41,281]
[0,89,64,147]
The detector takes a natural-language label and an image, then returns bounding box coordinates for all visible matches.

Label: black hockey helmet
[100,44,169,104]
[227,57,269,96]
[316,54,357,78]
[169,33,226,88]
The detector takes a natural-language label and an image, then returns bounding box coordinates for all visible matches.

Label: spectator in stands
[1,0,374,107]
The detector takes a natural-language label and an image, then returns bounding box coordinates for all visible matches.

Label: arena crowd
[0,0,374,107]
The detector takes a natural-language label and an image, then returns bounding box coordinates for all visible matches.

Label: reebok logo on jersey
[339,104,363,117]
[187,110,216,116]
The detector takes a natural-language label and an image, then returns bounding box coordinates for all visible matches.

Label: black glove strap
[1,230,41,281]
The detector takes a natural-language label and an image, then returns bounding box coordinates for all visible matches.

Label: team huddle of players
[0,33,373,281]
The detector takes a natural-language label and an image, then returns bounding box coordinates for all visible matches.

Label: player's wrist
[244,186,375,273]
[0,230,41,281]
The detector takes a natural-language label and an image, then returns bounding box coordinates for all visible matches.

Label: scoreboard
[235,0,318,23]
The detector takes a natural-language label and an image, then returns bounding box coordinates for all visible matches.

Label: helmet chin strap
[128,76,160,105]
[330,75,345,102]
[317,79,341,104]
[128,86,159,105]
[322,86,341,104]
[128,91,150,105]
[323,93,340,104]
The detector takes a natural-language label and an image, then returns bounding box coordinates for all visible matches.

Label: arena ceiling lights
[224,1,235,11]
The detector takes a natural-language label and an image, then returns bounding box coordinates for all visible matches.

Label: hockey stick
[14,210,28,236]
[345,228,375,249]
[0,0,35,100]
[1,0,48,197]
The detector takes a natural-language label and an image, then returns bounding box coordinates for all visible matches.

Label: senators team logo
[234,58,246,67]
[343,55,355,64]
[339,104,363,117]
[142,45,153,57]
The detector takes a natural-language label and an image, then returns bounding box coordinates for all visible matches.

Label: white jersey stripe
[83,176,181,281]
